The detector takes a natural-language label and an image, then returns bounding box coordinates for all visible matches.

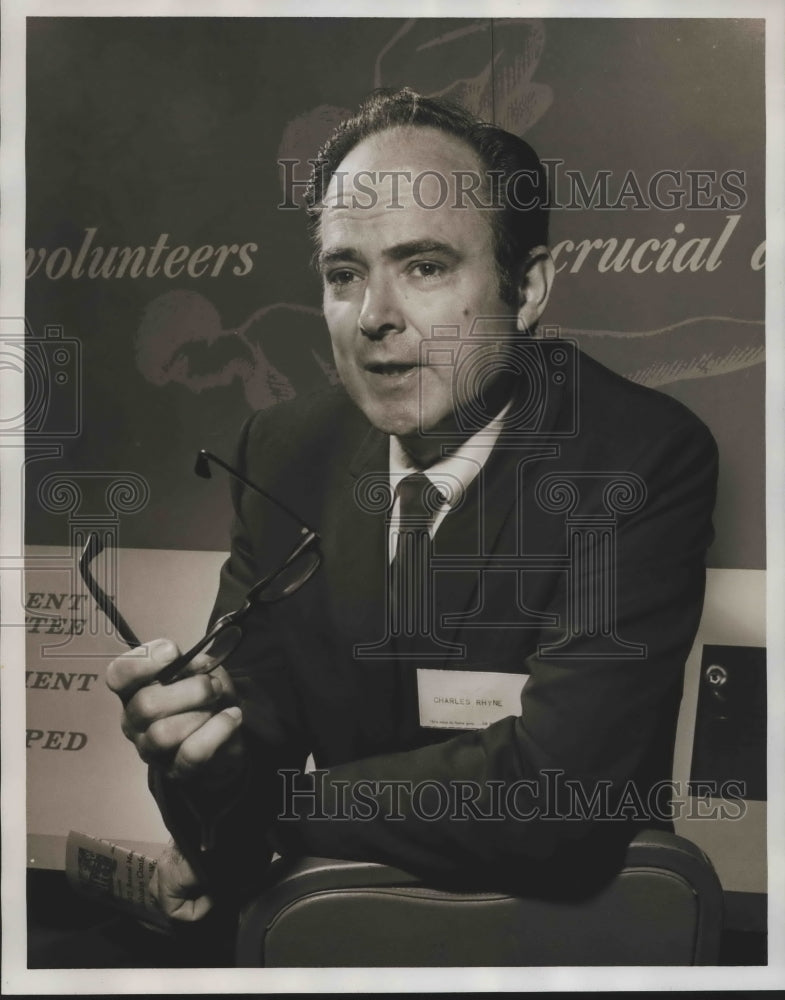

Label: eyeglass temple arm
[79,533,142,648]
[196,450,317,535]
[157,529,320,686]
[245,528,319,601]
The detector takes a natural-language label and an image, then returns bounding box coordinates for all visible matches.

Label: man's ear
[516,247,555,333]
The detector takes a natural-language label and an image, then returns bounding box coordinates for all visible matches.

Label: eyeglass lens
[187,624,245,673]
[253,546,321,603]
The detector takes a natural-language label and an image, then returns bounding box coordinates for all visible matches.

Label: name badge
[417,668,529,730]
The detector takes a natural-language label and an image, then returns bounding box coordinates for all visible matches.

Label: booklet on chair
[65,830,170,932]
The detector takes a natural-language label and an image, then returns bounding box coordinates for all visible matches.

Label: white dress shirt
[387,402,511,560]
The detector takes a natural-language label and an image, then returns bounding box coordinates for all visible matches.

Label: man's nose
[358,274,404,340]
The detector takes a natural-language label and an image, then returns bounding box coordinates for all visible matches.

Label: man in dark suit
[108,89,718,919]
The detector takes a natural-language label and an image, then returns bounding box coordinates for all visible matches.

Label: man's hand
[149,839,213,922]
[106,638,244,786]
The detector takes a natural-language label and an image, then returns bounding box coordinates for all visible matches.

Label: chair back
[236,830,723,966]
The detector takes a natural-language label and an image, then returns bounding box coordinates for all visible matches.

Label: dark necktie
[390,472,439,642]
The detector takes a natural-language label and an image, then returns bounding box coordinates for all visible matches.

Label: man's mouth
[364,362,420,377]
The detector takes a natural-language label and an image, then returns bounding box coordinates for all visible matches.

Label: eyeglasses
[78,449,321,685]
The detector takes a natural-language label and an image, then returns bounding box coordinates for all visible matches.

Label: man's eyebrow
[317,247,365,270]
[318,240,461,270]
[383,240,462,263]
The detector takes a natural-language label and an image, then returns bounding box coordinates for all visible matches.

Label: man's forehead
[318,185,495,260]
[322,125,486,209]
[337,124,483,173]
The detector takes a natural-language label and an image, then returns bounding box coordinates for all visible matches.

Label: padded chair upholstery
[236,830,723,966]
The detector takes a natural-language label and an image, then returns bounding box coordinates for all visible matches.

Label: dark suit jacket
[153,345,718,896]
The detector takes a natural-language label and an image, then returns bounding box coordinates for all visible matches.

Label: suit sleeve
[269,414,719,886]
[148,410,311,898]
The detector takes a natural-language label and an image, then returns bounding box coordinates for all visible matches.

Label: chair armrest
[236,829,723,967]
[621,829,724,963]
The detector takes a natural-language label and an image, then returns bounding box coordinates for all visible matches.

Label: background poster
[23,16,765,565]
[2,2,783,993]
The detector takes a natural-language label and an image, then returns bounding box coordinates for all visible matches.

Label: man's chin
[377,405,464,445]
[348,389,416,433]
[351,398,466,465]
[367,410,426,439]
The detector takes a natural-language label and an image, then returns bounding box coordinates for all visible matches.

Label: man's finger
[124,672,224,731]
[169,705,243,780]
[167,892,214,922]
[106,638,181,703]
[136,709,217,762]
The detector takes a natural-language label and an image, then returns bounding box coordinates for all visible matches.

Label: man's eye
[410,261,444,279]
[326,269,360,286]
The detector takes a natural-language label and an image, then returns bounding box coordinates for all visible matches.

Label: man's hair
[305,87,549,305]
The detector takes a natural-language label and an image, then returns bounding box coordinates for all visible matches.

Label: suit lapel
[430,437,560,656]
[321,353,574,664]
[320,423,391,658]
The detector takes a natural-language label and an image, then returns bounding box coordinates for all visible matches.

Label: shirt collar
[388,401,512,510]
